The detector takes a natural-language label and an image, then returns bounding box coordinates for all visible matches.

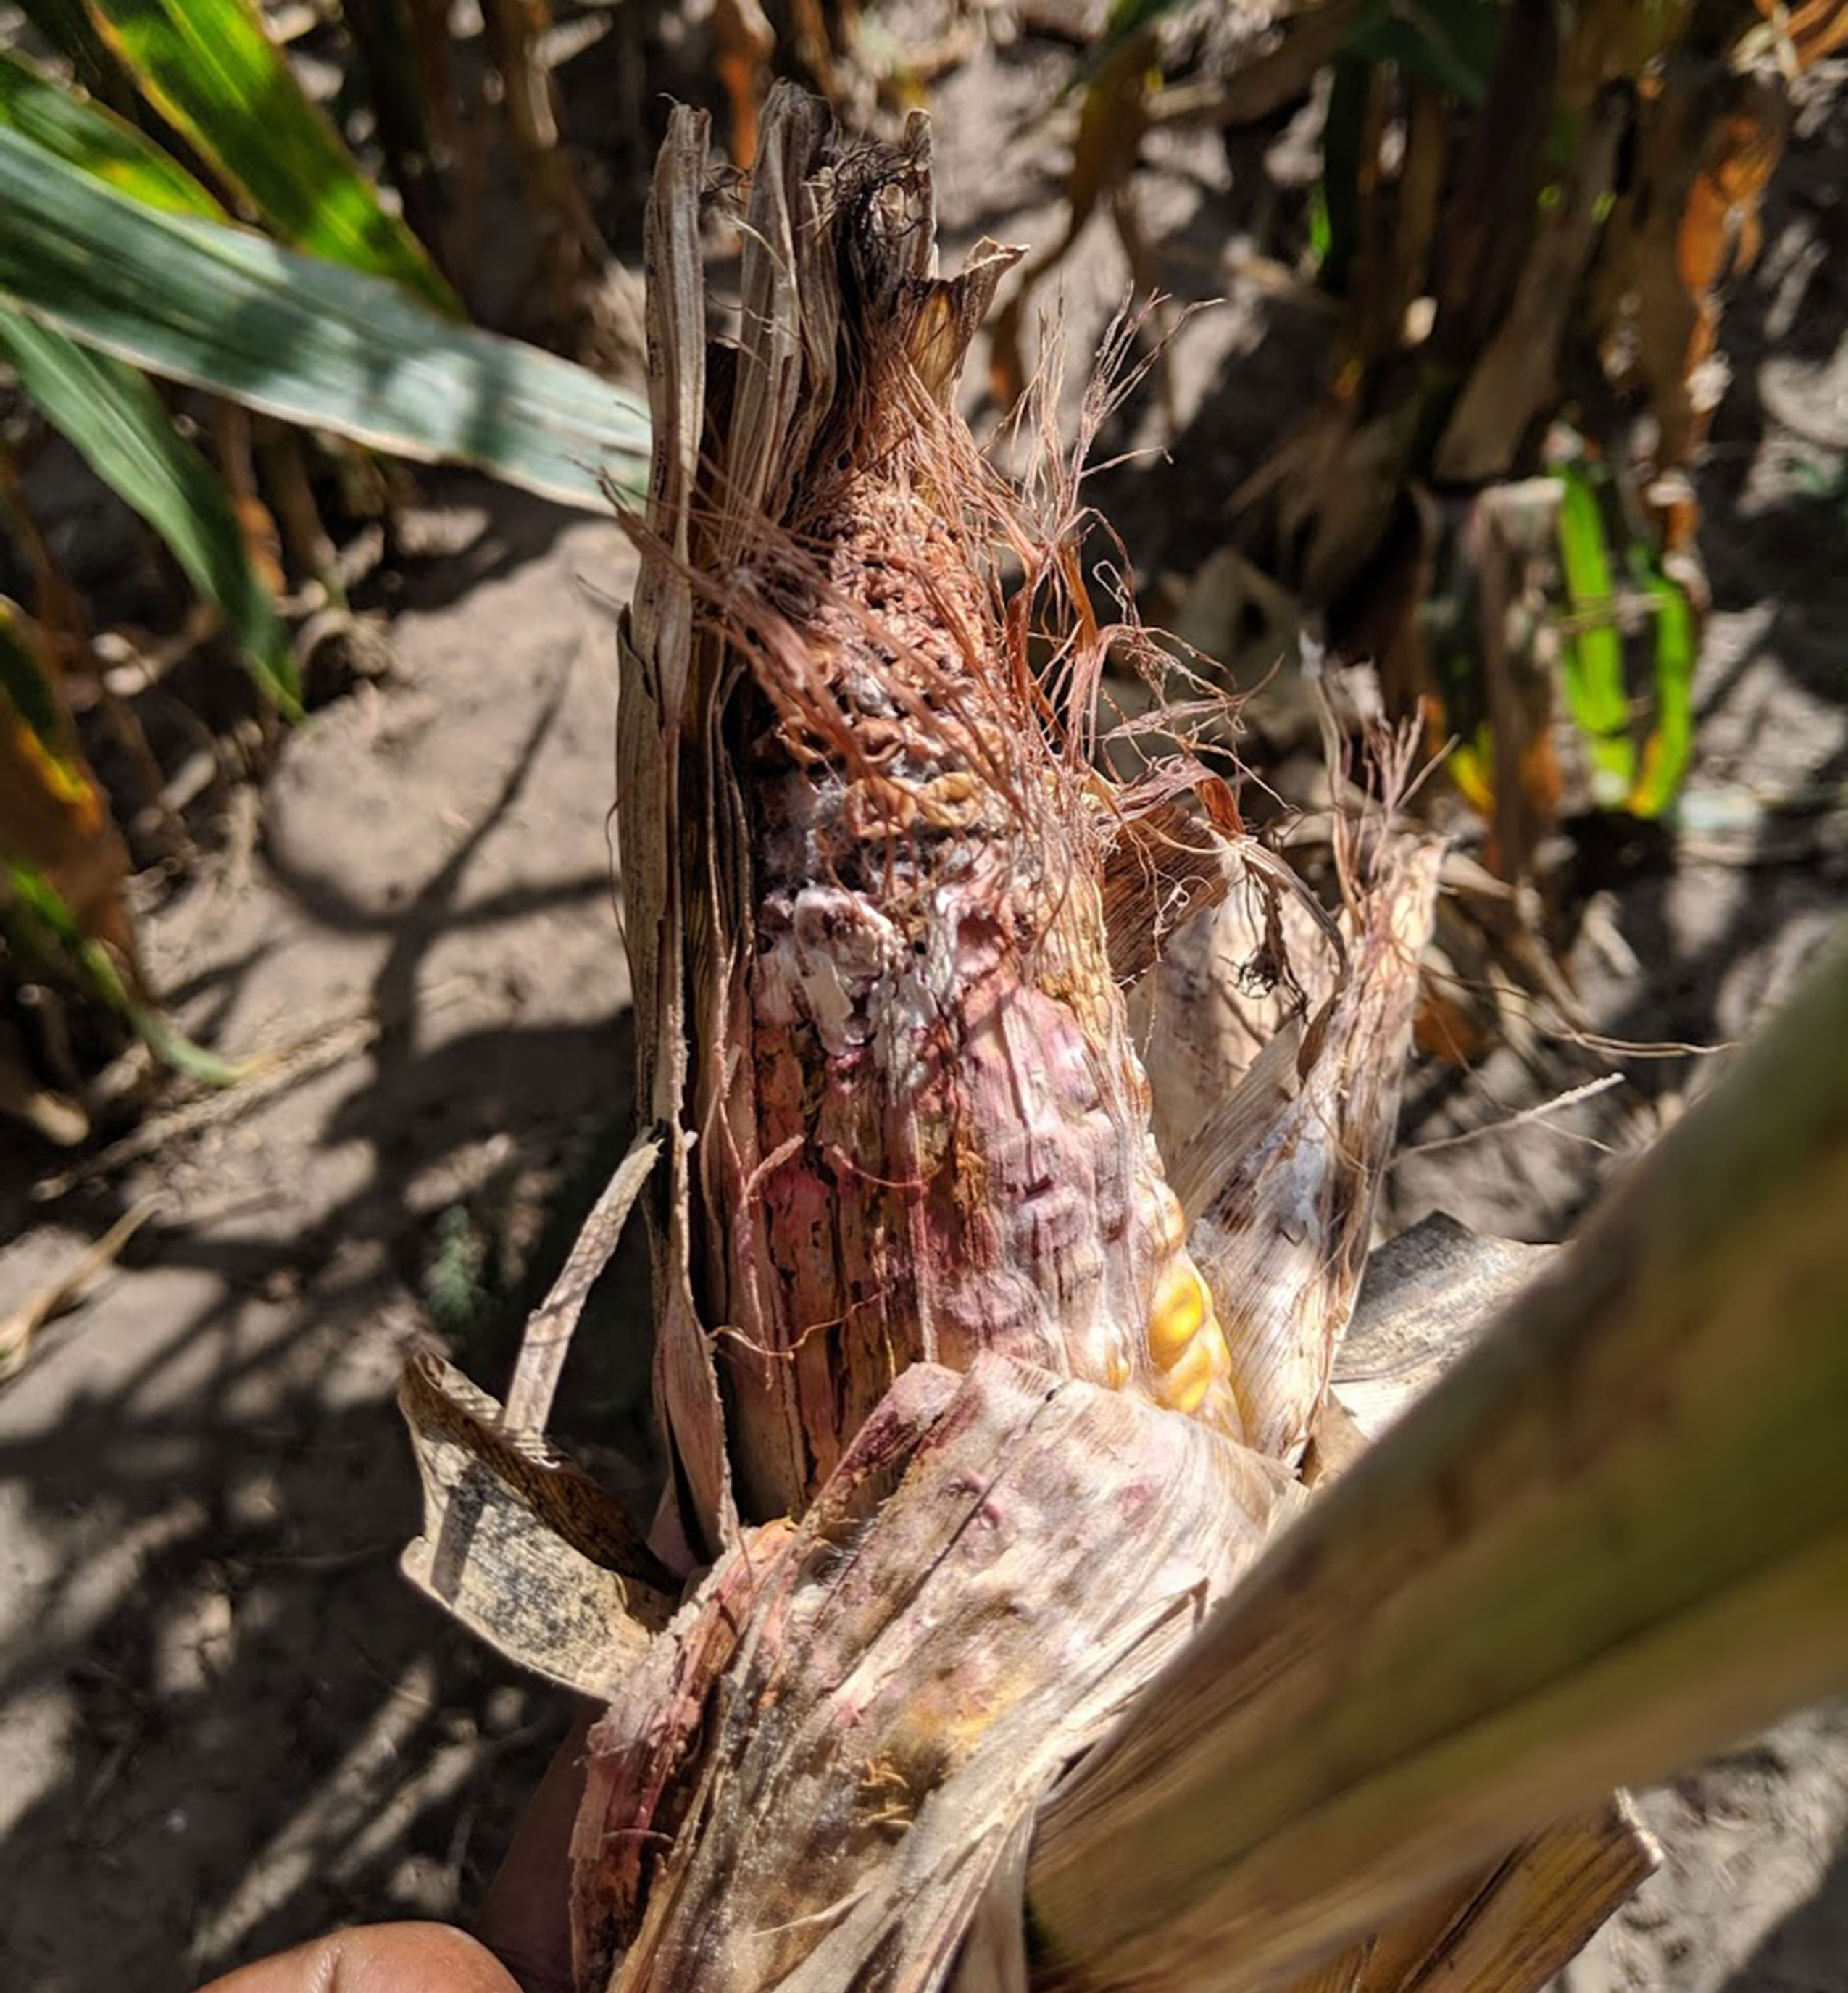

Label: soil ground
[2,22,1845,1993]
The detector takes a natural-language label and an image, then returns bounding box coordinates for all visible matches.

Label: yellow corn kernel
[1154,1323,1228,1416]
[1147,1258,1210,1368]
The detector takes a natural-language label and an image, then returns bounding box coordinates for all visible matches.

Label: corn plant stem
[477,0,604,330]
[252,419,344,608]
[1029,935,1848,1993]
[336,0,449,277]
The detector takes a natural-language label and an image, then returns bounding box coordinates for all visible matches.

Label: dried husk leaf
[1097,787,1240,986]
[570,1512,796,1986]
[1029,939,1848,1992]
[399,1350,675,1698]
[1331,1211,1554,1440]
[1130,849,1344,1169]
[618,105,737,1559]
[571,1355,1296,1993]
[1339,1799,1657,1993]
[1178,836,1442,1462]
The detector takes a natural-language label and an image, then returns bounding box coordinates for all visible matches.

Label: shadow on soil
[0,469,654,1989]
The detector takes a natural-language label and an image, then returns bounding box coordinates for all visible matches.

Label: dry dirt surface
[3,26,1847,1993]
[1,491,648,1991]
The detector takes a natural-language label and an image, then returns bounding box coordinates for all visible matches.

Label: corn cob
[621,85,1246,1527]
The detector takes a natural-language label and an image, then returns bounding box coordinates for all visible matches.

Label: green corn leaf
[1628,555,1695,819]
[1307,180,1333,265]
[0,126,650,511]
[0,604,65,754]
[0,313,300,713]
[0,48,224,217]
[85,0,457,313]
[1344,0,1502,105]
[1554,466,1635,809]
[7,859,241,1084]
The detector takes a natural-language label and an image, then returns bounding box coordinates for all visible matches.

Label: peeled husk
[572,1357,1296,1993]
[1174,832,1442,1462]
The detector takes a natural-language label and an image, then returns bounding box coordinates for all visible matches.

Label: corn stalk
[1227,0,1838,864]
[399,83,1848,1993]
[1031,918,1848,1988]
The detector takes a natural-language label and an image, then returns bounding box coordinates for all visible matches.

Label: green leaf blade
[88,0,458,313]
[1628,562,1696,818]
[0,126,649,510]
[0,314,300,712]
[7,857,241,1083]
[1555,467,1636,808]
[0,47,223,217]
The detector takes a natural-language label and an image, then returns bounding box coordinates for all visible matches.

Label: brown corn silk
[620,86,1244,1534]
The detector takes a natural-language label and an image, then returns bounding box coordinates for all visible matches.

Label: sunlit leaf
[1628,557,1695,819]
[1307,180,1333,265]
[0,126,650,510]
[0,600,136,972]
[6,857,240,1083]
[1554,467,1635,808]
[86,0,457,312]
[0,47,223,217]
[0,313,300,712]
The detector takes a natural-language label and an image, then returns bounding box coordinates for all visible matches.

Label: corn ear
[393,87,1676,1993]
[618,84,1249,1531]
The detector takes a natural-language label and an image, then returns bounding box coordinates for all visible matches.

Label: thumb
[193,1921,523,1993]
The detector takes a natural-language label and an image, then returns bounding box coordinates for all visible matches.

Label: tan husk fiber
[1175,829,1442,1462]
